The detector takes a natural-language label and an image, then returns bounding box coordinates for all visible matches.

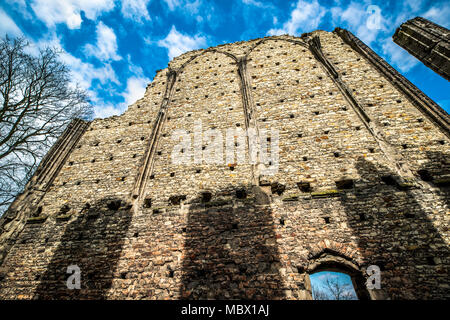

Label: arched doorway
[305,251,372,300]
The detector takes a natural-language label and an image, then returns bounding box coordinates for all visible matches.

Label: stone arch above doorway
[304,247,387,300]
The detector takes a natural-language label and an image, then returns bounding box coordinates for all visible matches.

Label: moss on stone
[282,195,299,202]
[311,189,340,198]
[55,213,72,221]
[26,216,47,224]
[397,182,415,190]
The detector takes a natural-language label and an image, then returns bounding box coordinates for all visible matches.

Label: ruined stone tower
[393,17,450,81]
[0,28,449,300]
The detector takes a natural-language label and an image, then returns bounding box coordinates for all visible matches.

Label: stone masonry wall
[0,29,449,300]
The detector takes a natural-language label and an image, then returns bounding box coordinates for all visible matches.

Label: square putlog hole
[271,182,286,196]
[236,189,247,199]
[201,192,212,203]
[169,195,186,205]
[335,179,354,190]
[297,181,312,192]
[143,198,152,208]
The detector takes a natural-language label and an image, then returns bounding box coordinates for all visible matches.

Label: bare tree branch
[312,284,329,300]
[311,273,358,300]
[0,36,93,214]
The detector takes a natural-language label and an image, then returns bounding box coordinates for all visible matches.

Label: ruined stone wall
[393,17,450,81]
[0,29,448,300]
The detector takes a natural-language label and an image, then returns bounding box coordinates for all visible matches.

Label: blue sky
[310,271,358,299]
[1,0,449,118]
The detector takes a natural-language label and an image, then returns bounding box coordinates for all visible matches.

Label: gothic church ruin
[0,28,449,299]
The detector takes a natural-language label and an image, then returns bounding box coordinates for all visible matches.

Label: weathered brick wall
[0,30,448,300]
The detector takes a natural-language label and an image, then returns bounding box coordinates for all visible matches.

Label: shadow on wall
[339,156,450,299]
[179,187,285,299]
[34,197,132,299]
[419,150,450,208]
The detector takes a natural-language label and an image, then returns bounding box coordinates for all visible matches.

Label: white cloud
[158,25,206,60]
[92,54,150,119]
[327,0,448,74]
[52,42,120,96]
[5,0,26,7]
[423,4,450,28]
[123,76,150,106]
[121,0,151,22]
[163,0,181,11]
[331,3,363,27]
[331,2,387,45]
[5,0,32,18]
[143,36,153,45]
[26,33,120,118]
[402,0,425,12]
[185,0,202,14]
[93,76,150,118]
[162,0,202,13]
[62,54,120,88]
[30,0,115,29]
[0,9,23,37]
[242,0,271,9]
[126,54,145,76]
[93,104,123,118]
[381,38,419,73]
[84,22,121,61]
[267,0,326,36]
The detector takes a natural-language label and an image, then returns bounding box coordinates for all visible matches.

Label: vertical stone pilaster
[0,118,90,265]
[132,70,177,203]
[335,27,450,139]
[307,35,415,179]
[34,119,90,190]
[237,57,260,185]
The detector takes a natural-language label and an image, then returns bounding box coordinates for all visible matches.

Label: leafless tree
[312,274,358,300]
[324,276,358,300]
[312,284,329,300]
[0,36,92,214]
